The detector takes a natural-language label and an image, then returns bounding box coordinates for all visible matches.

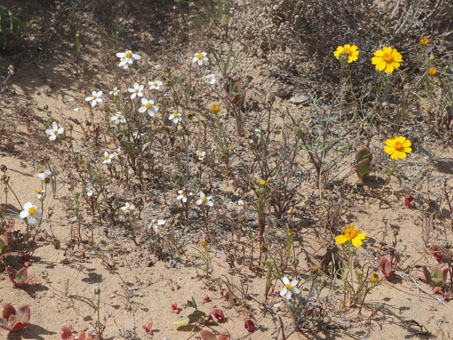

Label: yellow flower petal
[402,140,411,147]
[397,136,406,143]
[357,232,366,240]
[404,146,412,153]
[352,237,363,247]
[383,46,392,54]
[350,45,358,51]
[377,61,386,71]
[374,50,384,57]
[384,146,395,155]
[384,64,394,73]
[335,235,348,245]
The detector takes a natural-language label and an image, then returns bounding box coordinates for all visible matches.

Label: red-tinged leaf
[244,317,255,332]
[379,257,394,280]
[61,325,73,340]
[0,318,13,331]
[78,331,86,340]
[404,195,414,208]
[142,322,153,335]
[171,302,179,314]
[218,332,231,340]
[210,309,224,322]
[200,330,217,340]
[16,305,30,324]
[2,303,16,320]
[5,267,16,284]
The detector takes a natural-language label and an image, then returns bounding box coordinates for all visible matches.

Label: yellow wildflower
[371,273,379,282]
[384,136,412,160]
[335,224,366,248]
[420,36,428,45]
[333,44,359,63]
[429,67,437,75]
[371,47,403,73]
[212,104,220,113]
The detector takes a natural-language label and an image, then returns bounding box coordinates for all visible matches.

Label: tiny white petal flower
[121,202,135,214]
[139,98,159,117]
[196,151,206,161]
[35,188,45,200]
[45,122,64,141]
[169,112,182,124]
[102,151,116,164]
[279,277,299,300]
[111,112,126,125]
[86,183,94,197]
[85,91,103,107]
[149,80,163,90]
[109,87,120,96]
[192,52,208,66]
[128,83,144,99]
[20,202,42,225]
[150,219,166,233]
[116,50,141,69]
[36,168,51,181]
[195,191,213,207]
[204,74,216,85]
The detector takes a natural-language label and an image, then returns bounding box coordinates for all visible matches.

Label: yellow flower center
[35,188,41,193]
[135,89,139,93]
[38,169,44,173]
[229,145,235,151]
[394,141,404,151]
[343,225,359,240]
[117,115,121,119]
[173,113,179,118]
[126,52,132,58]
[382,52,393,63]
[285,283,293,290]
[153,82,158,86]
[146,103,151,108]
[28,207,37,216]
[343,47,351,55]
[93,96,97,100]
[202,196,207,203]
[53,130,58,135]
[259,179,266,185]
[104,154,109,160]
[196,53,203,59]
[290,208,296,216]
[198,154,203,159]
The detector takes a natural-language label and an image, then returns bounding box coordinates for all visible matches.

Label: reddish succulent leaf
[0,319,13,331]
[171,302,179,314]
[210,309,224,323]
[2,303,16,320]
[218,332,231,340]
[379,257,395,280]
[200,330,217,340]
[61,325,73,340]
[142,322,153,335]
[244,317,255,332]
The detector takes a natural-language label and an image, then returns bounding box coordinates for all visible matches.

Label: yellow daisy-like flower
[371,273,379,282]
[212,104,220,113]
[335,224,366,248]
[384,136,412,160]
[429,67,437,75]
[420,36,428,45]
[333,44,359,63]
[371,47,403,73]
